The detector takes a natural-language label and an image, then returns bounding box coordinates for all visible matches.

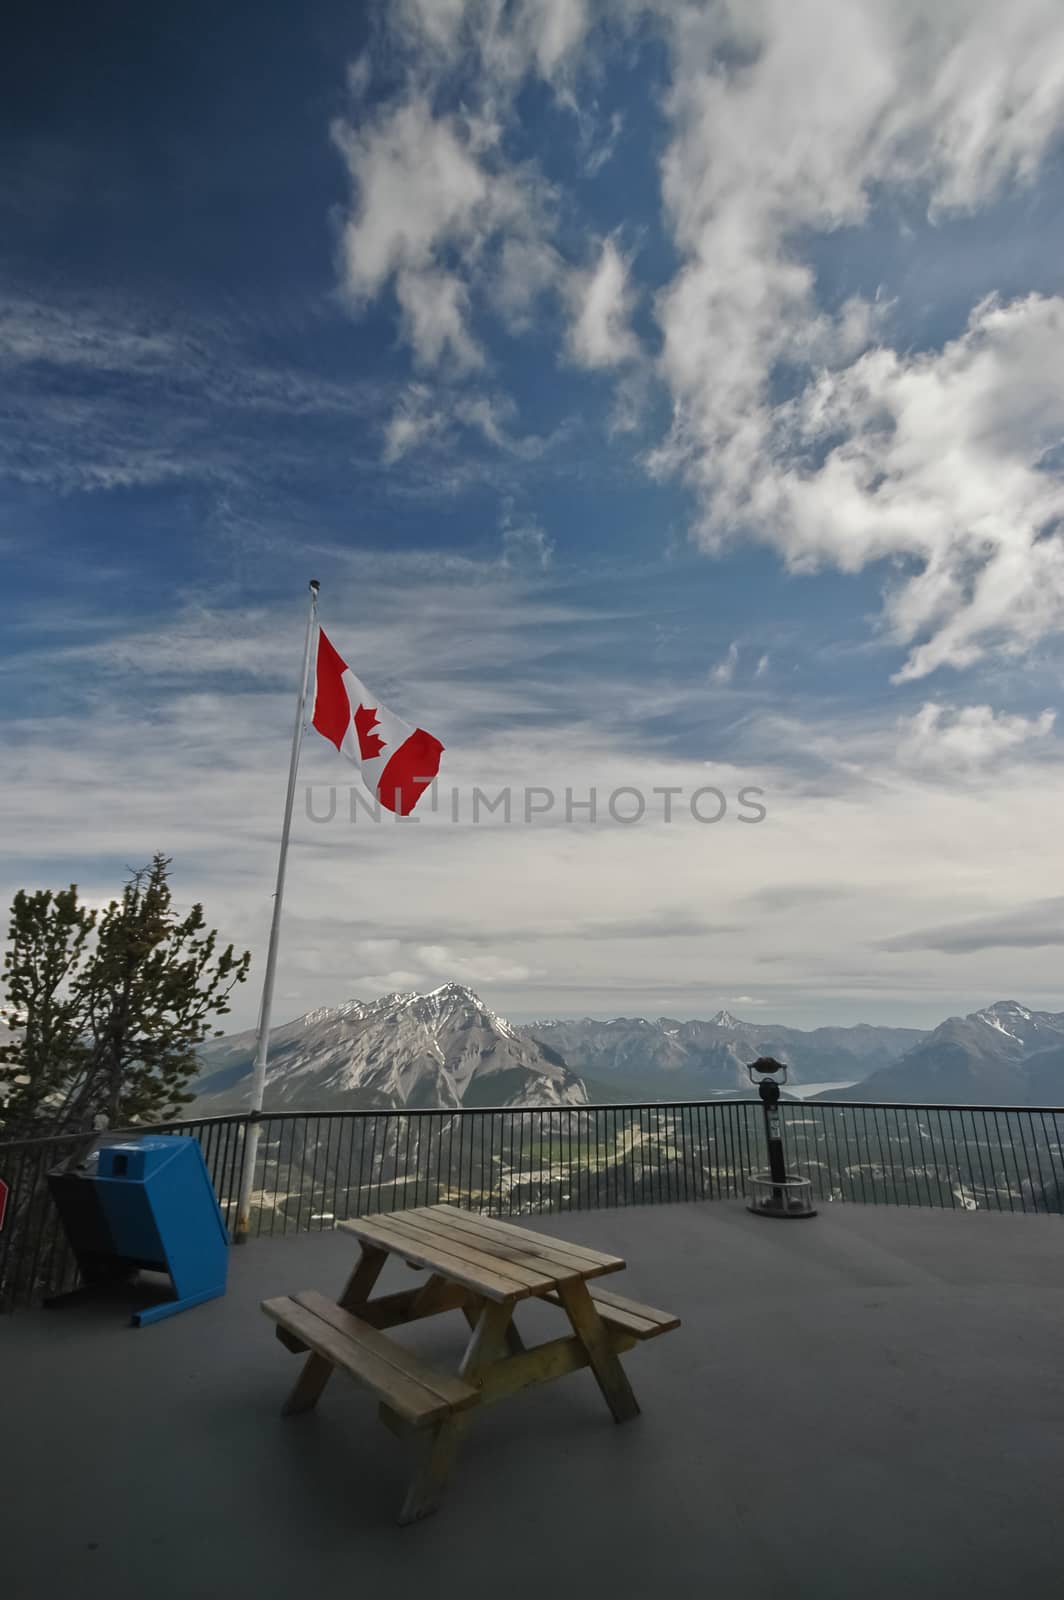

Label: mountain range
[813,1001,1064,1106]
[192,989,1064,1113]
[521,1010,925,1097]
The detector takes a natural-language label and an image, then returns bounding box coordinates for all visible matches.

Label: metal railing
[1,1099,1062,1310]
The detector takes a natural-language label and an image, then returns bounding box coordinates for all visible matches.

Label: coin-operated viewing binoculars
[745,1057,817,1219]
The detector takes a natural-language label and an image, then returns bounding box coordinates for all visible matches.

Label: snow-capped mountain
[815,1001,1064,1105]
[522,1012,925,1092]
[969,1000,1064,1054]
[192,983,588,1112]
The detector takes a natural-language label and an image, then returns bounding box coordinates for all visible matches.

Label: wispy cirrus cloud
[880,898,1064,954]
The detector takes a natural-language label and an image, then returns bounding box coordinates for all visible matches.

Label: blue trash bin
[49,1134,230,1325]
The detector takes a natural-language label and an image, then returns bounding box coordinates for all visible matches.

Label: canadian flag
[311,627,444,815]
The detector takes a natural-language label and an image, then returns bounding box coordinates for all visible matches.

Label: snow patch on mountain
[194,983,587,1113]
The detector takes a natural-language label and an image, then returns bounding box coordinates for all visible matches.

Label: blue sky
[3,0,1064,1032]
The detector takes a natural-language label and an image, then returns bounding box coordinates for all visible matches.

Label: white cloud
[709,641,739,684]
[331,4,611,372]
[777,294,1064,681]
[583,110,625,178]
[382,385,446,463]
[500,509,554,570]
[332,99,542,369]
[415,944,533,984]
[492,236,565,330]
[332,104,493,301]
[378,385,556,470]
[566,238,640,368]
[394,0,591,85]
[897,702,1056,774]
[649,0,1064,678]
[395,267,483,371]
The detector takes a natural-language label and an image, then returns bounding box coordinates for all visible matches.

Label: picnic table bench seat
[542,1283,680,1341]
[262,1290,478,1428]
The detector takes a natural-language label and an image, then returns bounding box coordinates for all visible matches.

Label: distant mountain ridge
[192,983,587,1113]
[193,991,1064,1113]
[521,1010,925,1093]
[814,1001,1064,1106]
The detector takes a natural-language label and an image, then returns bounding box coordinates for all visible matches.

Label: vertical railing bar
[330,1116,345,1224]
[377,1114,390,1214]
[218,1118,236,1223]
[23,1147,53,1308]
[1013,1111,1034,1213]
[286,1117,299,1235]
[307,1115,322,1232]
[365,1111,380,1216]
[402,1112,414,1212]
[944,1107,963,1210]
[871,1105,889,1207]
[0,1141,31,1302]
[354,1111,369,1217]
[896,1108,916,1207]
[456,1111,465,1210]
[972,1113,998,1209]
[932,1110,954,1209]
[1028,1111,1051,1213]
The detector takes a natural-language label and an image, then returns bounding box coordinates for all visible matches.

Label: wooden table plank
[414,1208,597,1282]
[422,1203,626,1270]
[367,1212,559,1292]
[421,1205,626,1280]
[293,1291,479,1412]
[337,1215,532,1302]
[263,1296,467,1425]
[377,1209,581,1293]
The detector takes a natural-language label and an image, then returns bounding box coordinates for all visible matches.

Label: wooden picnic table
[262,1202,679,1524]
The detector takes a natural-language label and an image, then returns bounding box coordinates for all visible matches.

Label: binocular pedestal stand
[745,1059,817,1220]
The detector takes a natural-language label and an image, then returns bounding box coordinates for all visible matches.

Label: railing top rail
[234,1098,1064,1116]
[2,1097,1063,1155]
[213,1098,1063,1116]
[0,1112,253,1154]
[779,1100,1064,1114]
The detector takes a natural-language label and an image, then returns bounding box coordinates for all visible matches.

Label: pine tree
[0,886,95,1135]
[0,856,250,1136]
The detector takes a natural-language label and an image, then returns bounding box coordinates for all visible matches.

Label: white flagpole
[234,578,320,1242]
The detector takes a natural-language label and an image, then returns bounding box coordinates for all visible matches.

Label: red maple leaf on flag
[353,704,386,760]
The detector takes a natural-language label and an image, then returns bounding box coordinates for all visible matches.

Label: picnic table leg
[462,1293,526,1354]
[281,1244,387,1417]
[398,1299,515,1525]
[557,1279,641,1424]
